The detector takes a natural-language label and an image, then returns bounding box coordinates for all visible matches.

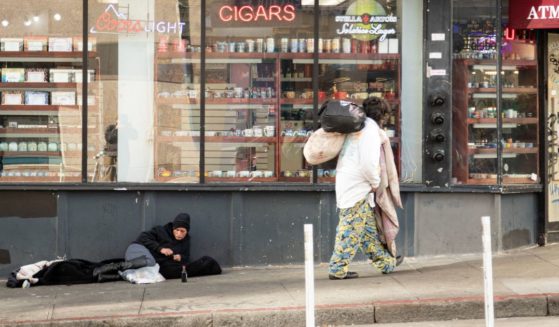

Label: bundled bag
[319,100,366,133]
[303,128,346,165]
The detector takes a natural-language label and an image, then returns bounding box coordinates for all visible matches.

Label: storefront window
[153,1,201,183]
[452,1,540,186]
[317,0,401,183]
[89,0,201,183]
[0,1,84,183]
[0,0,411,186]
[203,0,308,183]
[452,1,498,185]
[501,1,539,185]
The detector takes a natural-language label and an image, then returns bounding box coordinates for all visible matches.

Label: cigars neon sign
[90,4,186,35]
[218,5,296,22]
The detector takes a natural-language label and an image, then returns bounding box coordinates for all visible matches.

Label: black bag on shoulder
[319,100,366,133]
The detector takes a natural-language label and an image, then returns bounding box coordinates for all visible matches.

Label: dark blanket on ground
[6,258,123,288]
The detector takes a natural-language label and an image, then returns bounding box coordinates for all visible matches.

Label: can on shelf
[317,38,323,53]
[281,37,289,52]
[299,38,306,53]
[342,38,351,54]
[324,38,331,53]
[266,37,275,53]
[331,37,340,53]
[256,38,264,52]
[290,38,298,53]
[307,38,314,53]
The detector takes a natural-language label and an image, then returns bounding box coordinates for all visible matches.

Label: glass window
[317,0,401,183]
[89,0,201,183]
[204,0,309,183]
[452,1,539,185]
[0,1,83,183]
[501,1,539,185]
[452,1,498,185]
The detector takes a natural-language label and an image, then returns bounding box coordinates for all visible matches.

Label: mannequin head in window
[362,96,391,128]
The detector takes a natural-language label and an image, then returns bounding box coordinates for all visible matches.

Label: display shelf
[468,147,538,155]
[0,176,81,182]
[157,135,276,143]
[280,99,313,105]
[156,98,277,106]
[452,45,539,185]
[0,82,84,89]
[0,105,80,111]
[467,118,538,124]
[466,177,537,185]
[155,45,401,183]
[467,87,537,94]
[0,51,97,63]
[462,59,537,67]
[0,127,59,134]
[0,151,62,157]
[0,46,102,183]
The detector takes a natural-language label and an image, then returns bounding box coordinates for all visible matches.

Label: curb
[1,294,558,326]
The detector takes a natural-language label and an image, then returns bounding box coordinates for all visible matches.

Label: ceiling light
[1,20,9,27]
[33,15,40,22]
[53,13,61,21]
[24,19,32,26]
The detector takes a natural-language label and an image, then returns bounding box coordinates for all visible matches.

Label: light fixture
[24,18,32,26]
[53,13,61,21]
[33,15,40,22]
[1,20,8,27]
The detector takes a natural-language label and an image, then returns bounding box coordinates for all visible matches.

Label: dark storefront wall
[0,190,539,275]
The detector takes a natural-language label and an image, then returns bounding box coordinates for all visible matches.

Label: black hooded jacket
[133,222,190,264]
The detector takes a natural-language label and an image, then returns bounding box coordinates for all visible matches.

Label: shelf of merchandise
[154,50,401,183]
[0,49,101,182]
[453,57,539,185]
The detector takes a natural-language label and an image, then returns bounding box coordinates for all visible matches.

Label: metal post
[481,216,495,327]
[304,224,315,327]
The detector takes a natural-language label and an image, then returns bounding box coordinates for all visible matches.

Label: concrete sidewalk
[1,244,559,326]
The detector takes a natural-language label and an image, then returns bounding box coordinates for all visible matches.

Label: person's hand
[160,248,173,256]
[173,254,181,262]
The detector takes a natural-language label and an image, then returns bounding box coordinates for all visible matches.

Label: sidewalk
[1,244,559,326]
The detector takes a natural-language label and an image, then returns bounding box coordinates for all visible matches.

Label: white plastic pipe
[481,216,494,327]
[304,224,315,327]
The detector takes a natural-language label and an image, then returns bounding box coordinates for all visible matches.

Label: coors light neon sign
[90,4,186,35]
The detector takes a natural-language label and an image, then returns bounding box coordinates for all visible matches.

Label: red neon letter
[504,27,515,41]
[254,5,269,21]
[268,5,282,21]
[219,6,233,22]
[238,6,253,22]
[283,5,296,22]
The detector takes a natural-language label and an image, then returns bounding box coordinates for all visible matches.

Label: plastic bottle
[181,265,187,283]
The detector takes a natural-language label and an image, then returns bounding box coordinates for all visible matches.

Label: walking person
[124,213,222,279]
[328,97,403,280]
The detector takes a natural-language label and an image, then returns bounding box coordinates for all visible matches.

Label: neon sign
[504,27,515,41]
[90,4,186,35]
[335,14,397,41]
[218,5,295,23]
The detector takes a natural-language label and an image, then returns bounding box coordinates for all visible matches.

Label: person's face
[173,227,188,240]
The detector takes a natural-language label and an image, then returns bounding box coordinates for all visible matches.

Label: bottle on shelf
[181,265,187,283]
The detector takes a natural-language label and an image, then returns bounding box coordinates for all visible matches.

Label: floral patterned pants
[328,198,396,277]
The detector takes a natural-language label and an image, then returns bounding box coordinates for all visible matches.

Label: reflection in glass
[317,0,401,183]
[452,1,499,185]
[0,0,83,183]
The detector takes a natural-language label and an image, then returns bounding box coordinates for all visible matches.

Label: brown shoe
[329,271,359,280]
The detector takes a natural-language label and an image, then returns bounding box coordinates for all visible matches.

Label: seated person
[125,213,221,279]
